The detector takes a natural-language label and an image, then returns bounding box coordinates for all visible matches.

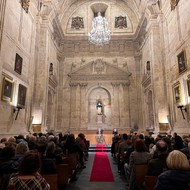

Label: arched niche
[88,86,111,128]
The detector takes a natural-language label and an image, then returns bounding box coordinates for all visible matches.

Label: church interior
[0,0,190,142]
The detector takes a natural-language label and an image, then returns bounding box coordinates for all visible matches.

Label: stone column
[69,83,78,129]
[0,0,7,51]
[134,55,143,130]
[111,82,120,128]
[122,82,130,128]
[80,83,88,129]
[32,19,50,132]
[75,83,81,129]
[148,19,168,132]
[56,57,65,130]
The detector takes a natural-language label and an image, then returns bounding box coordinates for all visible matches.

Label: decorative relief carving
[71,62,77,72]
[71,16,84,30]
[115,16,127,29]
[121,82,130,87]
[80,83,88,88]
[112,58,118,66]
[93,59,106,74]
[70,82,79,87]
[111,82,120,87]
[20,0,30,13]
[142,74,151,88]
[52,19,64,49]
[80,58,86,66]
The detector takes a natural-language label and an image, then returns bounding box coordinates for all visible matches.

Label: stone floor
[64,152,128,190]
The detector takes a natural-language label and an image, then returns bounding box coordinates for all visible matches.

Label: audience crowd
[0,131,190,189]
[0,132,88,190]
[111,131,190,190]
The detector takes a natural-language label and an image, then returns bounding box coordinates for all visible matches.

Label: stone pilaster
[122,82,130,128]
[80,83,88,128]
[111,82,120,128]
[56,57,65,131]
[69,82,78,129]
[134,55,143,130]
[32,19,50,132]
[0,0,7,51]
[148,19,167,132]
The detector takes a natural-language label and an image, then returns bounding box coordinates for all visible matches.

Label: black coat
[154,169,190,190]
[147,154,168,176]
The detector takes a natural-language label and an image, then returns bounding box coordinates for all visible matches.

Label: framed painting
[17,84,27,108]
[177,50,186,74]
[173,85,181,104]
[14,53,23,75]
[187,79,190,96]
[1,77,14,102]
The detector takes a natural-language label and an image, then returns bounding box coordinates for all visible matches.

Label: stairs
[88,144,111,152]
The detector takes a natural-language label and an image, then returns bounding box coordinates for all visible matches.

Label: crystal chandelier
[88,12,111,45]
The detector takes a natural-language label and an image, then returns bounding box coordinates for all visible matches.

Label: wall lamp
[13,106,22,120]
[177,105,187,119]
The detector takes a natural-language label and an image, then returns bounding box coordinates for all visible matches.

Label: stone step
[88,144,111,152]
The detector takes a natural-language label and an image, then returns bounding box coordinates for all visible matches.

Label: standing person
[154,150,190,190]
[8,152,50,189]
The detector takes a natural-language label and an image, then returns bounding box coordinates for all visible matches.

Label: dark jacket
[0,159,19,175]
[154,169,190,190]
[147,154,168,176]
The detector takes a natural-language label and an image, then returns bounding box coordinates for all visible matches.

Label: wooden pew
[144,176,158,190]
[134,164,148,189]
[62,153,78,177]
[57,164,70,188]
[42,174,58,190]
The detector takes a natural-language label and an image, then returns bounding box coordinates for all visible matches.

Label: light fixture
[88,12,110,45]
[13,106,22,120]
[177,105,187,119]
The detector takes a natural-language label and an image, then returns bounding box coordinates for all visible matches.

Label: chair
[144,176,158,190]
[42,174,57,190]
[134,164,148,189]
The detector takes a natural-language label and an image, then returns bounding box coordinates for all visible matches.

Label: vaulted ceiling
[51,0,149,42]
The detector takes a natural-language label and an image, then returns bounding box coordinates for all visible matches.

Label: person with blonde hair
[154,150,190,190]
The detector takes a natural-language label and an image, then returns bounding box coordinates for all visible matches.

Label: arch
[87,86,112,128]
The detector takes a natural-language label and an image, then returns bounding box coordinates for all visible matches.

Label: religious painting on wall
[14,53,23,75]
[177,50,186,74]
[173,84,181,104]
[17,84,27,108]
[1,77,14,102]
[187,79,190,96]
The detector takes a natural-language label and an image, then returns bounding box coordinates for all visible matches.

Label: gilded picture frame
[177,50,186,74]
[1,77,14,102]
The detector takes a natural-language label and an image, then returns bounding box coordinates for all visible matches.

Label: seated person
[37,139,56,174]
[0,145,19,175]
[154,150,190,190]
[62,134,85,168]
[147,140,168,176]
[8,152,50,189]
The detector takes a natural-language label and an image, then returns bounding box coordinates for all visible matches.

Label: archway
[88,87,111,129]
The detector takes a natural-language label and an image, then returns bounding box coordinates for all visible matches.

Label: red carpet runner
[90,144,114,182]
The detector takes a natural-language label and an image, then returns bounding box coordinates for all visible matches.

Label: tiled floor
[64,152,128,190]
